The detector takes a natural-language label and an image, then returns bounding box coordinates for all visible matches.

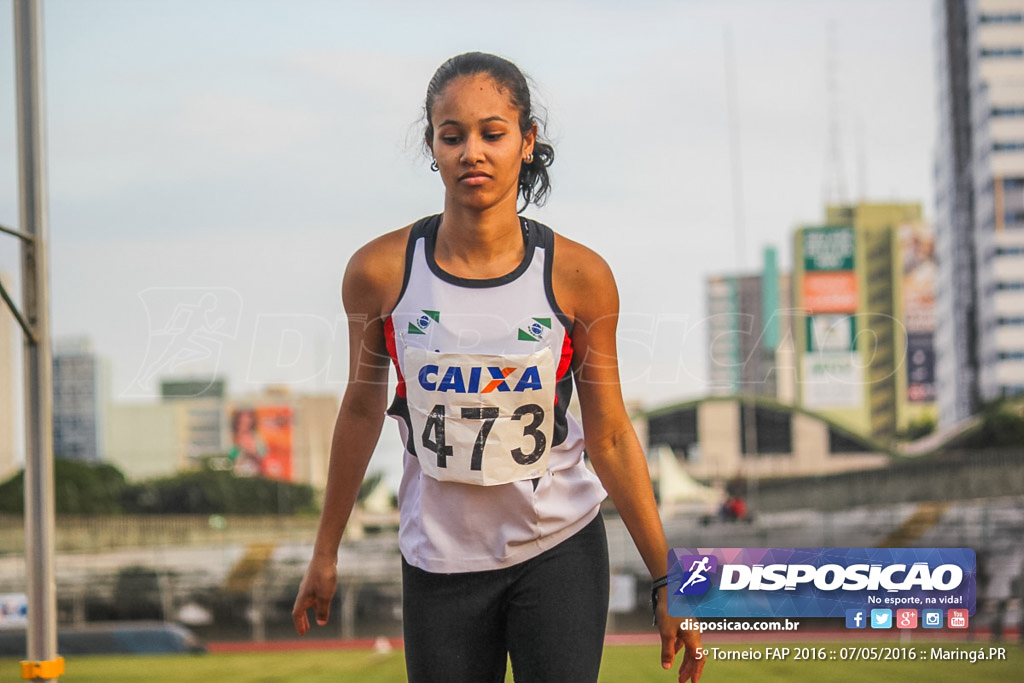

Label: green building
[793,203,937,444]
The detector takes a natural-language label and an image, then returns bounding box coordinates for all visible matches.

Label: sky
[0,0,935,477]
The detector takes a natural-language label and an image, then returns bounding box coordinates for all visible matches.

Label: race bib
[404,346,556,486]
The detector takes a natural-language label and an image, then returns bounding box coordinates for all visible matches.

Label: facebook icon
[845,609,866,629]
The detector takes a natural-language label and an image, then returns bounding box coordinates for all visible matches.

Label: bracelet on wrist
[650,575,668,625]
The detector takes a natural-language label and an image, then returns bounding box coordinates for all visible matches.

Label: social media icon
[922,609,943,628]
[845,609,866,629]
[870,609,892,629]
[948,609,968,629]
[896,609,917,628]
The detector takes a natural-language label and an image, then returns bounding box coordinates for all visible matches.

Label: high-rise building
[159,376,228,464]
[706,247,794,400]
[52,338,109,462]
[935,0,1024,426]
[793,203,938,443]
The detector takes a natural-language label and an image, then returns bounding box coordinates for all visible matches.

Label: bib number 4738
[421,404,547,470]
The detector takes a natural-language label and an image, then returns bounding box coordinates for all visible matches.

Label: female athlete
[292,51,704,683]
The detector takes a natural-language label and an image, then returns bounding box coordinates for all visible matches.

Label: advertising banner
[803,227,855,271]
[229,405,293,481]
[899,222,936,402]
[907,332,937,403]
[801,353,862,407]
[668,548,976,619]
[806,314,856,353]
[803,272,858,314]
[0,593,28,629]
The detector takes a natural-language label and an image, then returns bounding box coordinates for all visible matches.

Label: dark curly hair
[424,52,554,210]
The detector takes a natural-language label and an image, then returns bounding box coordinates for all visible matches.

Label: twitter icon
[870,609,892,629]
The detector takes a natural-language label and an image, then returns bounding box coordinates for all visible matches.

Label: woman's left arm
[555,237,704,683]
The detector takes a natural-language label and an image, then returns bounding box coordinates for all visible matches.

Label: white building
[935,0,1024,426]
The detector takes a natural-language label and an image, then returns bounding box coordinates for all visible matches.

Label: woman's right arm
[291,230,406,635]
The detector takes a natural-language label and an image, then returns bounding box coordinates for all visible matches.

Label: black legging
[401,513,610,683]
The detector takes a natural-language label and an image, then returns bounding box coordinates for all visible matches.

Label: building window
[996,246,1024,256]
[738,404,792,455]
[829,429,873,454]
[993,141,1024,152]
[997,351,1024,360]
[981,47,1024,58]
[992,106,1024,117]
[646,407,699,458]
[980,13,1024,24]
[996,281,1024,291]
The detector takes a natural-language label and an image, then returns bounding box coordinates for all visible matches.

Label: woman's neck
[434,202,525,278]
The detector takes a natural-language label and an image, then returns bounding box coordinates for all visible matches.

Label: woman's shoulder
[342,223,416,314]
[549,229,615,289]
[546,228,617,324]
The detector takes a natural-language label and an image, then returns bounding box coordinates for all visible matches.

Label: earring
[524,153,534,164]
[430,158,439,172]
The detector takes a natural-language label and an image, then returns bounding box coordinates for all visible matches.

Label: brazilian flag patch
[408,309,440,335]
[518,317,551,341]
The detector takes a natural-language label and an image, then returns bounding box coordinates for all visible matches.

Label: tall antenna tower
[823,20,847,206]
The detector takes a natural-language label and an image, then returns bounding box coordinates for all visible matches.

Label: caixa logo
[677,555,719,596]
[418,364,544,393]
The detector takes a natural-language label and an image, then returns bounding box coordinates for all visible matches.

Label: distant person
[721,495,748,523]
[292,52,704,683]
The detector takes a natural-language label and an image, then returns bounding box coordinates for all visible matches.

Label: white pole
[14,0,61,680]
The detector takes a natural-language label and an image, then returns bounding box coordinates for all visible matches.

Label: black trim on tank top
[533,219,573,334]
[425,214,538,288]
[394,215,436,307]
[386,395,418,457]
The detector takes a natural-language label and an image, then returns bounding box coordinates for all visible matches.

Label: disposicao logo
[667,548,976,619]
[677,555,718,596]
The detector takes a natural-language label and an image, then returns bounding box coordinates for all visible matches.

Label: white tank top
[385,214,606,573]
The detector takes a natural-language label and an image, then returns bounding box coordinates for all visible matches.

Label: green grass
[2,642,1020,682]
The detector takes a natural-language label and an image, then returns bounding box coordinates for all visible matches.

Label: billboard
[899,222,936,403]
[806,314,857,353]
[801,353,862,408]
[229,405,294,481]
[801,227,861,407]
[803,226,855,271]
[803,272,858,314]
